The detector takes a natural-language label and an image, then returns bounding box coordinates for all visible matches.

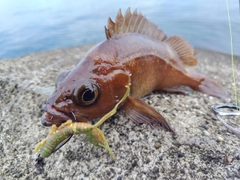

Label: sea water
[0,0,239,59]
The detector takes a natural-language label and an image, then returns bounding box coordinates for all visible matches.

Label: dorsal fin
[165,36,197,66]
[105,8,167,41]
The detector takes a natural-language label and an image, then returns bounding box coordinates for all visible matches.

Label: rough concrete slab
[0,45,240,180]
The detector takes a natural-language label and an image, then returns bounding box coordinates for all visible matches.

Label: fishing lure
[35,121,114,158]
[35,85,130,158]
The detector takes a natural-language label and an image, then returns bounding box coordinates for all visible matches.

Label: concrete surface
[0,44,240,180]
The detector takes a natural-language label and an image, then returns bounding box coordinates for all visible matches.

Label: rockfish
[41,8,228,133]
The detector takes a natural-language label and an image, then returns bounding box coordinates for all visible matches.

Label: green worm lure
[35,121,114,158]
[34,85,130,158]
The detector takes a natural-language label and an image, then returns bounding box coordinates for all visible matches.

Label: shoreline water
[1,44,239,62]
[1,1,240,59]
[0,44,240,179]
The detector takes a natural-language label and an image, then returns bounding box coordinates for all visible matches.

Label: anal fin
[122,96,175,134]
[163,85,193,95]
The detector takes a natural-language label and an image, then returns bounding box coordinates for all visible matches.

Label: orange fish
[41,8,228,133]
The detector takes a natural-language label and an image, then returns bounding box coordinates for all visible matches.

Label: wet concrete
[0,45,240,180]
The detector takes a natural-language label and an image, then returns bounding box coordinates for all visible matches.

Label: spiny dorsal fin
[105,8,167,41]
[165,36,197,66]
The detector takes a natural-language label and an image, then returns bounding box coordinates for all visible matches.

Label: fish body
[41,8,228,132]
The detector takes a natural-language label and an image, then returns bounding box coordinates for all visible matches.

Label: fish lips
[41,104,70,126]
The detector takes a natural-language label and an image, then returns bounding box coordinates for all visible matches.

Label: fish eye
[74,84,99,106]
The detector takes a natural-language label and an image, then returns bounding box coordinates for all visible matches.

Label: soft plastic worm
[34,85,130,158]
[35,121,114,158]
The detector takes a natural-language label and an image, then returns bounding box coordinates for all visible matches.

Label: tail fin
[189,71,229,100]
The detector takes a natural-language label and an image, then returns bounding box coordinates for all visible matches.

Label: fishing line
[226,0,238,106]
[213,0,240,138]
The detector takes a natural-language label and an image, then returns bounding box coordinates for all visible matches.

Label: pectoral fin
[122,96,175,134]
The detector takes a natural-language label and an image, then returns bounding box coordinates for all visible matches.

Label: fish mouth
[41,104,70,126]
